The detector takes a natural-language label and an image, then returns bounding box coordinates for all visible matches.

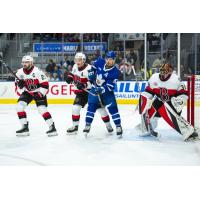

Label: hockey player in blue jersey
[83,51,123,137]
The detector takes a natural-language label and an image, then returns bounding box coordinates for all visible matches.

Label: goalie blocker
[139,63,199,141]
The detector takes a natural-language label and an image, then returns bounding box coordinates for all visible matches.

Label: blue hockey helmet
[105,51,116,59]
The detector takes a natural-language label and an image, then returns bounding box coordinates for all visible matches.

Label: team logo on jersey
[96,74,105,86]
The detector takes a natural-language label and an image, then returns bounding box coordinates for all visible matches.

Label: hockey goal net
[187,75,200,130]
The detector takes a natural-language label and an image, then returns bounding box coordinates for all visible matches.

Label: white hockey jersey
[15,66,49,96]
[145,73,187,102]
[71,63,92,92]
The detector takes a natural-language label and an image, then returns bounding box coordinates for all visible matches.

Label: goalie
[139,63,199,141]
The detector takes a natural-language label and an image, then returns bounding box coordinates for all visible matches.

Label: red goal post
[187,75,200,129]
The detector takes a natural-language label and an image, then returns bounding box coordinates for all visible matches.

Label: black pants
[18,91,48,107]
[73,92,88,108]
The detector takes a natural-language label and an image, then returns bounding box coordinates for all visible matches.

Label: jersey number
[160,88,169,101]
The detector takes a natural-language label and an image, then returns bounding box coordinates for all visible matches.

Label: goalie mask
[159,63,173,81]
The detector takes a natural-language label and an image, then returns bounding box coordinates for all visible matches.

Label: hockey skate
[16,123,30,137]
[116,126,123,138]
[46,122,58,137]
[106,123,114,133]
[83,124,91,138]
[66,125,78,135]
[149,123,160,138]
[139,114,160,138]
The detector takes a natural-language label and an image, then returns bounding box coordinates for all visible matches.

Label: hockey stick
[70,72,104,108]
[93,83,104,108]
[4,65,46,102]
[145,109,159,138]
[82,88,98,97]
[4,65,20,80]
[134,75,143,111]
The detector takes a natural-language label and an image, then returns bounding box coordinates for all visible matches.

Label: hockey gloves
[17,79,25,89]
[95,86,105,94]
[65,72,74,84]
[76,82,87,90]
[88,69,96,81]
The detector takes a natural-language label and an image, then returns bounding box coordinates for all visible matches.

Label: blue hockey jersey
[90,57,119,94]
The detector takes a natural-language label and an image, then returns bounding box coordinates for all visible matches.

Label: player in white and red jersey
[139,63,199,141]
[15,55,57,137]
[65,52,113,134]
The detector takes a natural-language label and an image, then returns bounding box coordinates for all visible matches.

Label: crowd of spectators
[44,51,140,82]
[33,33,109,43]
[2,33,169,81]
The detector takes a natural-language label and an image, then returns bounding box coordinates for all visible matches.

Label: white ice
[0,104,200,165]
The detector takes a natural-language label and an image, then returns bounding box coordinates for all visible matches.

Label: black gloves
[17,79,25,89]
[76,82,86,90]
[65,72,74,84]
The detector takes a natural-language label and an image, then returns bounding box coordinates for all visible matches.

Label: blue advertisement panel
[33,42,107,53]
[114,81,147,99]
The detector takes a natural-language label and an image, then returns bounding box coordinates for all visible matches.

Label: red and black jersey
[15,66,49,96]
[145,73,187,102]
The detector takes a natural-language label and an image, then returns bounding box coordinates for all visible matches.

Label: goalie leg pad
[139,94,152,115]
[157,101,194,140]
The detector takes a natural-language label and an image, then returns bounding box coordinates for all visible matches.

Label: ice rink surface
[0,104,200,166]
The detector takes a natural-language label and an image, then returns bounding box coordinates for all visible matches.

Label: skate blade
[47,131,58,137]
[84,132,89,139]
[185,137,200,142]
[16,132,30,137]
[106,132,114,137]
[66,131,78,135]
[116,134,123,139]
[151,132,161,139]
[139,132,151,137]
